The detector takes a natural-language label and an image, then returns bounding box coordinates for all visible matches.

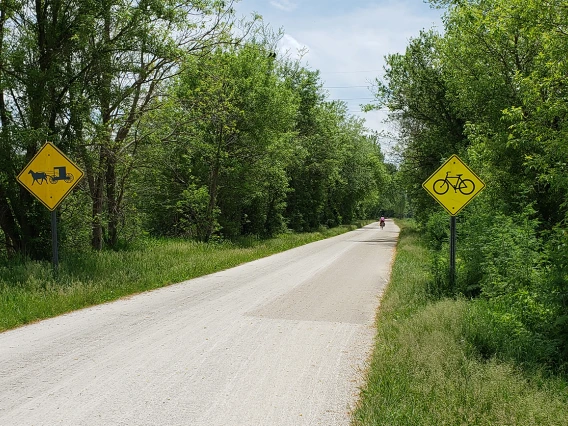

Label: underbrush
[0,222,368,331]
[352,220,568,426]
[426,206,568,371]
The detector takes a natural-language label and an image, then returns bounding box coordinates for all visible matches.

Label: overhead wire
[323,85,371,88]
[330,97,375,100]
[319,69,382,74]
[318,70,384,116]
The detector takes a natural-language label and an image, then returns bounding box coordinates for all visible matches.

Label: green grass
[352,220,568,426]
[0,222,370,332]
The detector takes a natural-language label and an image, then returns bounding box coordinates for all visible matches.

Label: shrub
[464,298,560,369]
[425,210,450,251]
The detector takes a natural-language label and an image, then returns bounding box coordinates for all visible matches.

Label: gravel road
[0,221,399,426]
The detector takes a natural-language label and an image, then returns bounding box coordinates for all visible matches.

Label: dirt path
[0,221,399,426]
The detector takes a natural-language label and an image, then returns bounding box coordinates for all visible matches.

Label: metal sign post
[449,216,456,286]
[423,155,485,286]
[51,210,59,269]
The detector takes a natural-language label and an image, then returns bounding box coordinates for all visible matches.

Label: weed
[352,220,568,426]
[0,223,369,331]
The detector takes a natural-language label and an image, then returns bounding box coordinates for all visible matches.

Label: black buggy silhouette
[28,166,73,185]
[47,166,74,184]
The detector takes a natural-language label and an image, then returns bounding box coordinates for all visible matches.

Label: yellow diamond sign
[422,154,485,216]
[17,142,84,211]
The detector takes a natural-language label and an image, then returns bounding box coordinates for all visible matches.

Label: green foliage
[376,163,409,218]
[476,215,541,299]
[369,29,468,223]
[0,0,246,254]
[135,41,386,242]
[425,211,450,250]
[0,222,366,331]
[281,66,387,231]
[465,298,559,368]
[353,220,568,426]
[374,0,568,370]
[138,41,300,240]
[176,184,216,240]
[544,226,568,360]
[1,2,389,259]
[58,189,94,252]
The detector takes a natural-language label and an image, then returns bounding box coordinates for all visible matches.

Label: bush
[464,298,560,369]
[425,210,450,250]
[354,221,568,425]
[544,226,568,363]
[425,205,568,369]
[428,247,452,299]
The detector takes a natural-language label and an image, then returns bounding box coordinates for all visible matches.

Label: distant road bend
[0,221,399,426]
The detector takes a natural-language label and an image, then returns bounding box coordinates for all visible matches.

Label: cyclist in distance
[380,216,385,229]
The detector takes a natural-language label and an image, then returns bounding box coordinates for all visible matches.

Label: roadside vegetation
[4,0,568,418]
[355,0,568,420]
[0,0,404,262]
[0,2,403,329]
[353,220,568,425]
[362,0,568,385]
[0,222,370,332]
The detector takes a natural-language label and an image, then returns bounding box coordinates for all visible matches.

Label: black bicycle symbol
[433,172,475,195]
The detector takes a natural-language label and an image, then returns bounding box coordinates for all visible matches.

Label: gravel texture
[0,221,399,426]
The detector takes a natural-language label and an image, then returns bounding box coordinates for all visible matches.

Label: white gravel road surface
[0,221,399,426]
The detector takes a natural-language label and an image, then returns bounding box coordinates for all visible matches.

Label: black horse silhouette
[28,170,48,185]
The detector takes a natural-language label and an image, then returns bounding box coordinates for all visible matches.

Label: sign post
[51,211,59,268]
[422,155,485,285]
[449,216,456,285]
[17,142,84,269]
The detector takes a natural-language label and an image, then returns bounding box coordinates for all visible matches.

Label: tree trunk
[0,188,22,255]
[106,153,118,248]
[91,158,105,251]
[0,4,14,254]
[205,128,224,241]
[89,1,112,251]
[206,162,220,241]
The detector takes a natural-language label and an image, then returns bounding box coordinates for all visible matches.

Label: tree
[0,0,92,258]
[75,0,244,249]
[368,30,467,223]
[379,0,568,367]
[440,0,546,220]
[139,42,298,240]
[0,0,247,256]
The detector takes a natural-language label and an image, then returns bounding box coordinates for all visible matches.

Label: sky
[234,0,444,156]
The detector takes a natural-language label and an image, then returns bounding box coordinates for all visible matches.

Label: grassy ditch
[0,222,369,332]
[352,220,568,426]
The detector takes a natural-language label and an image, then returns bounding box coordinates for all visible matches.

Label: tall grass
[352,220,568,426]
[0,223,367,332]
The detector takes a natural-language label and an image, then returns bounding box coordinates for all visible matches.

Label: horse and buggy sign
[16,142,84,268]
[17,142,83,211]
[27,166,74,185]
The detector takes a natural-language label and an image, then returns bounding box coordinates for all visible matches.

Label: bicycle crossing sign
[422,154,485,216]
[17,142,84,211]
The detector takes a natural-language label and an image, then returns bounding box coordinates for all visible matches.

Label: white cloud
[236,0,443,158]
[277,34,309,60]
[282,2,441,149]
[297,3,440,73]
[270,0,297,12]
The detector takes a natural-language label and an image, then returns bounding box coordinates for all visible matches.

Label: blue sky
[234,0,444,155]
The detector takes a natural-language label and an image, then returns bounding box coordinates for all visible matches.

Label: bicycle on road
[433,172,475,195]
